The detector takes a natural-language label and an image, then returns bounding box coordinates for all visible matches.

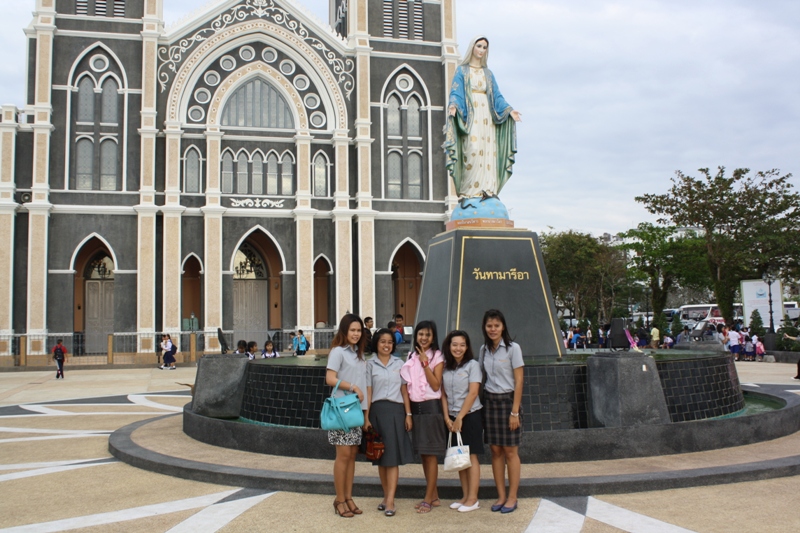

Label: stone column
[136,0,163,351]
[331,129,352,320]
[27,2,57,353]
[294,132,315,331]
[202,128,224,351]
[162,122,184,344]
[349,0,376,319]
[0,106,19,344]
[441,0,460,212]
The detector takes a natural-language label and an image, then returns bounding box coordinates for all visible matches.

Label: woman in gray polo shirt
[479,309,524,514]
[365,328,414,517]
[441,329,483,513]
[325,314,368,518]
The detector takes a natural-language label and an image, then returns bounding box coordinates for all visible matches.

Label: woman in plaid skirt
[479,309,524,514]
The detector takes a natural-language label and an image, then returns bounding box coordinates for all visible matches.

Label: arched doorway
[182,256,203,331]
[232,232,283,338]
[81,250,114,354]
[391,242,423,325]
[313,257,332,327]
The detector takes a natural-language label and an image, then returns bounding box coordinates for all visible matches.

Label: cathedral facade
[0,0,460,356]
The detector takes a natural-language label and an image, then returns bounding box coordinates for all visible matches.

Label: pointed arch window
[77,78,95,123]
[184,149,201,194]
[221,78,294,129]
[266,153,279,195]
[407,97,421,137]
[101,78,118,123]
[383,87,427,199]
[252,153,264,195]
[221,152,234,194]
[100,140,117,191]
[281,155,294,195]
[387,96,401,136]
[237,153,249,193]
[313,153,327,197]
[387,152,402,199]
[76,139,94,190]
[70,53,124,191]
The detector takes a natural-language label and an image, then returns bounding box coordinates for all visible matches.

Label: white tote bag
[443,431,472,472]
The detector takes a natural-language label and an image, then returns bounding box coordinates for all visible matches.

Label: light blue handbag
[320,380,365,431]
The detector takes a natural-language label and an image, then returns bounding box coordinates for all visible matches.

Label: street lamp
[762,271,776,333]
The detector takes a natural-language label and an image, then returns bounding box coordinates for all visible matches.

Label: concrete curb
[110,413,800,497]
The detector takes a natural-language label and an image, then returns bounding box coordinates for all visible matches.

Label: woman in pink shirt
[400,320,446,514]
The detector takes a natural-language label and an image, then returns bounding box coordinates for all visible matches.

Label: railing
[0,328,339,367]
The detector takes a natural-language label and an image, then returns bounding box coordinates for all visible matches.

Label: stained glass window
[313,153,327,197]
[237,153,248,194]
[407,97,420,137]
[76,139,94,190]
[387,96,401,136]
[221,152,233,194]
[252,153,263,195]
[387,152,402,199]
[408,152,422,199]
[281,154,293,195]
[101,78,118,123]
[266,153,279,195]
[185,149,200,193]
[77,78,95,123]
[99,140,117,190]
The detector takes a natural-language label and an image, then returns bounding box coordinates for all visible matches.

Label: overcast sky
[1,0,798,237]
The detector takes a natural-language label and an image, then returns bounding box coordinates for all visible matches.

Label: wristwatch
[406,413,412,416]
[510,412,519,417]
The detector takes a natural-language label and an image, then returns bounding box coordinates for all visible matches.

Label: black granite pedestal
[587,353,670,428]
[416,228,564,357]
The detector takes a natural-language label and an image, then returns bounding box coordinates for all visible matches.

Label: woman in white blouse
[441,330,483,513]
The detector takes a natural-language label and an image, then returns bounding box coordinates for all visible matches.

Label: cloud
[1,0,796,238]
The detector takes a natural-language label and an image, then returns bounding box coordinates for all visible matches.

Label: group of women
[325,309,524,518]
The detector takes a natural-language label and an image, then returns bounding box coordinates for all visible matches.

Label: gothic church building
[0,0,460,356]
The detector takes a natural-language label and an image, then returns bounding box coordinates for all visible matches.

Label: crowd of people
[325,309,524,518]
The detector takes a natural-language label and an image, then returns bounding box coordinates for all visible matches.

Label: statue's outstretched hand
[511,110,522,122]
[448,105,457,117]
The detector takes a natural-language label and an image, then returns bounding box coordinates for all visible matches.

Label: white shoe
[458,501,480,513]
[450,501,463,509]
[169,366,177,370]
[159,365,165,369]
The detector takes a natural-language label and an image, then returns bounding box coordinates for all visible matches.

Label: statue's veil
[460,35,490,67]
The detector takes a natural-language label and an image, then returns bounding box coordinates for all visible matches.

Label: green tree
[636,167,800,324]
[618,223,711,321]
[748,309,766,338]
[541,231,601,321]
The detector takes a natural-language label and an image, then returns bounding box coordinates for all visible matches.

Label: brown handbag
[361,427,385,461]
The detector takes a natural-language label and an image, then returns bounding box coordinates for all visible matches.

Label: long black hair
[371,327,396,355]
[412,320,440,354]
[482,309,513,349]
[442,330,475,370]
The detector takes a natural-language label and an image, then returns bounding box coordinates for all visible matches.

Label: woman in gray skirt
[479,309,524,514]
[365,328,414,517]
[399,320,446,514]
[326,314,368,518]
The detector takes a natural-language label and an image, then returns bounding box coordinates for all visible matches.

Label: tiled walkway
[0,363,798,532]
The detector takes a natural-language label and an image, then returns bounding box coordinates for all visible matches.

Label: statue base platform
[416,227,564,358]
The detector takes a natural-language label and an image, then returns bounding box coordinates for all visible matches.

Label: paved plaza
[0,361,799,532]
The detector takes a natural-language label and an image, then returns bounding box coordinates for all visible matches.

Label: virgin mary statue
[444,36,521,202]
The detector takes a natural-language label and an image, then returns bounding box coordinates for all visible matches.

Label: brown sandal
[345,498,363,515]
[333,500,354,518]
